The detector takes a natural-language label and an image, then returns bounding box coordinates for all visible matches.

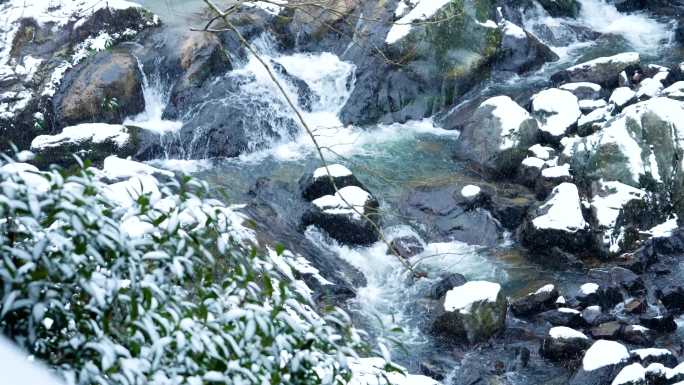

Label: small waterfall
[124,55,183,136]
[522,0,674,59]
[576,0,674,52]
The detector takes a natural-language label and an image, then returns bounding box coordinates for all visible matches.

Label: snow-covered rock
[511,284,559,316]
[455,95,539,174]
[530,88,581,142]
[577,106,611,136]
[300,164,366,201]
[565,97,684,188]
[541,326,591,361]
[560,82,603,100]
[432,281,508,344]
[631,348,677,367]
[522,183,592,255]
[552,52,641,86]
[635,78,663,101]
[302,186,380,245]
[349,357,441,385]
[590,181,646,254]
[579,99,608,114]
[662,81,684,101]
[609,87,637,111]
[30,123,139,167]
[496,18,559,74]
[386,0,452,44]
[610,363,646,385]
[570,340,631,385]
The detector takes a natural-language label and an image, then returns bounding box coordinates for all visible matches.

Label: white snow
[522,157,545,169]
[580,283,599,296]
[556,296,566,305]
[609,87,637,107]
[102,156,173,180]
[541,164,571,179]
[349,357,440,385]
[532,183,588,232]
[582,340,630,372]
[528,144,554,160]
[549,326,588,340]
[535,284,555,295]
[631,348,672,360]
[313,164,353,180]
[663,81,684,100]
[312,186,373,217]
[558,307,581,314]
[0,336,63,385]
[0,162,50,193]
[590,181,646,252]
[103,174,161,209]
[31,123,130,150]
[578,106,610,129]
[501,20,527,39]
[461,185,481,199]
[636,78,663,100]
[479,96,532,150]
[560,82,602,94]
[567,52,640,73]
[648,217,679,238]
[386,0,452,44]
[611,363,645,385]
[531,88,581,138]
[579,99,608,111]
[444,281,501,314]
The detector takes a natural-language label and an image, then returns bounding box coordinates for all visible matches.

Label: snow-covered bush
[0,155,386,385]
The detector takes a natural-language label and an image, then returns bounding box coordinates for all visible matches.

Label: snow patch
[444,281,501,314]
[532,183,588,232]
[582,340,630,372]
[31,123,130,150]
[549,326,588,340]
[531,88,581,138]
[313,164,353,180]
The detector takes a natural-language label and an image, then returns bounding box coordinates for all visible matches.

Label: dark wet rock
[576,283,623,309]
[400,184,504,246]
[638,313,677,333]
[569,340,630,385]
[389,235,425,260]
[539,308,586,328]
[429,273,467,300]
[244,177,366,307]
[590,321,624,340]
[620,325,656,346]
[538,0,582,17]
[496,20,559,74]
[301,186,380,246]
[560,82,603,100]
[541,326,591,361]
[551,52,641,88]
[299,164,365,201]
[588,267,645,295]
[631,348,677,368]
[582,306,615,326]
[53,48,145,128]
[454,96,539,178]
[431,281,508,344]
[167,31,231,107]
[623,298,647,314]
[655,281,684,314]
[271,61,318,112]
[162,70,300,159]
[511,284,559,317]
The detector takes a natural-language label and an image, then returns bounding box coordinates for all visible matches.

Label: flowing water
[135,0,682,379]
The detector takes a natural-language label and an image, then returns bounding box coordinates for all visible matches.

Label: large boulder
[432,281,508,344]
[552,52,641,88]
[0,0,156,151]
[541,326,591,361]
[301,186,380,246]
[564,97,684,216]
[590,181,647,255]
[400,183,505,246]
[530,88,581,143]
[53,48,145,128]
[455,95,539,176]
[521,183,593,255]
[569,340,631,385]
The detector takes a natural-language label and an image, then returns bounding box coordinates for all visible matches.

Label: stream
[134,0,684,381]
